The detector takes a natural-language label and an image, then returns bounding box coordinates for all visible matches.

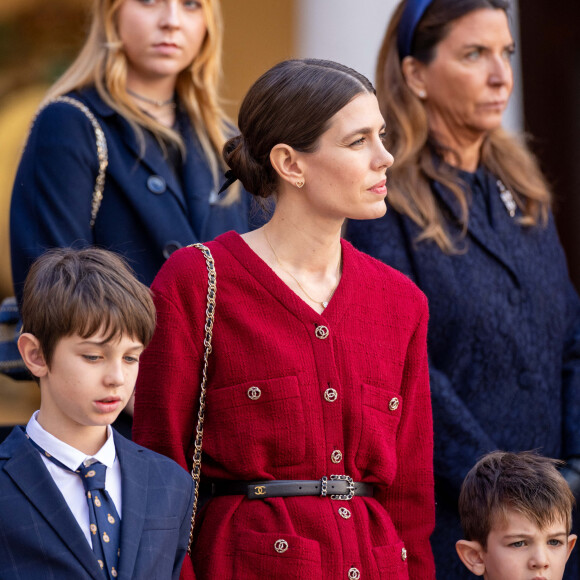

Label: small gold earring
[296,180,304,189]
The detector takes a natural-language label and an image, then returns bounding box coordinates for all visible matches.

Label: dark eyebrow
[343,123,386,141]
[462,41,516,51]
[78,340,144,351]
[78,340,109,347]
[502,532,567,540]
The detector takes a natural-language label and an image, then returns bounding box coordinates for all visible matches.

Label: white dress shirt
[26,411,123,546]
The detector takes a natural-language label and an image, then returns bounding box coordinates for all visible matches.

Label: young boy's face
[34,330,144,440]
[475,510,576,580]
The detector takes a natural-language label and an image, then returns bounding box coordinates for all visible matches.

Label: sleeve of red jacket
[375,295,436,579]
[133,249,208,580]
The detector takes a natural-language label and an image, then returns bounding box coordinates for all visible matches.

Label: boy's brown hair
[459,451,575,549]
[20,247,156,367]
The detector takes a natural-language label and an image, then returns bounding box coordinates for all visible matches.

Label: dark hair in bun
[223,58,375,199]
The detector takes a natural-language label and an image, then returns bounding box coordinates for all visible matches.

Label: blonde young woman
[346,1,580,578]
[11,0,250,308]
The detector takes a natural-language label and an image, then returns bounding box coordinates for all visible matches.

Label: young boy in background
[0,247,194,580]
[456,450,577,580]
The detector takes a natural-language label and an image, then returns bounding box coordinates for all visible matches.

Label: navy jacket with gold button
[10,87,252,304]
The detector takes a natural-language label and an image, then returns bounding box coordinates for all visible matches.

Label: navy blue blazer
[347,170,580,579]
[0,426,194,580]
[10,87,253,304]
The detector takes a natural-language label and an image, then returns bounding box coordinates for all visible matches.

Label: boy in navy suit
[0,247,194,580]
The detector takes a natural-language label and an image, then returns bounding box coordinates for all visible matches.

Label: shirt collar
[27,410,117,470]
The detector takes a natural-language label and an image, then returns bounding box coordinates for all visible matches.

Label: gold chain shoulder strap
[30,96,108,228]
[187,243,216,555]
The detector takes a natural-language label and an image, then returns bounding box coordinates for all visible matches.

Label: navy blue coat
[0,426,194,580]
[10,87,253,304]
[347,169,580,579]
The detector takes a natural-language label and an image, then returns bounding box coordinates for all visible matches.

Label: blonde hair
[378,0,551,253]
[44,0,233,197]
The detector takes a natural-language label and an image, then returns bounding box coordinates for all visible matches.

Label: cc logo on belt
[254,485,267,496]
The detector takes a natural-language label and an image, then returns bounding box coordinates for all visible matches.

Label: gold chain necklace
[264,229,341,309]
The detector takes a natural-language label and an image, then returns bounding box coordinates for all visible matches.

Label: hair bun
[223,134,276,199]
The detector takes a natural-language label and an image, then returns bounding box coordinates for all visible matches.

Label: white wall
[295,0,523,131]
[295,0,396,85]
[504,2,523,132]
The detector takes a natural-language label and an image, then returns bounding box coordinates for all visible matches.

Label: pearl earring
[418,90,426,99]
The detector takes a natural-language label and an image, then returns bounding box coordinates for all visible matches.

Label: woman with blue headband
[347,1,580,578]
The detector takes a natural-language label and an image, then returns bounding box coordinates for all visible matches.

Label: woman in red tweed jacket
[133,58,435,580]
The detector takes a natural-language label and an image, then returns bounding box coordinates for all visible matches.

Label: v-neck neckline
[215,231,352,323]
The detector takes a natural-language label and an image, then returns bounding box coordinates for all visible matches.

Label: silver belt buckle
[320,475,355,500]
[330,474,354,501]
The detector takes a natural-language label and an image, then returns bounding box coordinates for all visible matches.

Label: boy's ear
[17,333,48,378]
[567,534,577,560]
[456,539,486,576]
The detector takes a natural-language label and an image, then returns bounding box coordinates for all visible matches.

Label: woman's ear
[401,55,428,100]
[455,540,486,576]
[269,144,305,189]
[18,333,49,378]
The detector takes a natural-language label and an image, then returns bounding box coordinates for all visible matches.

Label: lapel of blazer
[79,88,187,212]
[432,177,521,285]
[2,428,104,580]
[114,431,149,580]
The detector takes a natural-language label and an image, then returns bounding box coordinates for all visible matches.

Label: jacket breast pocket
[204,375,306,476]
[373,542,409,580]
[138,517,180,573]
[355,383,403,480]
[142,516,178,530]
[233,530,322,579]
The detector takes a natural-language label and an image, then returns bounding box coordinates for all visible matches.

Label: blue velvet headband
[397,0,435,60]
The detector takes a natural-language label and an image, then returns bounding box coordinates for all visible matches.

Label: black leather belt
[212,475,374,500]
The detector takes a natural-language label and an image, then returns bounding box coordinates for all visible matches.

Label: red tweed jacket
[133,231,435,580]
